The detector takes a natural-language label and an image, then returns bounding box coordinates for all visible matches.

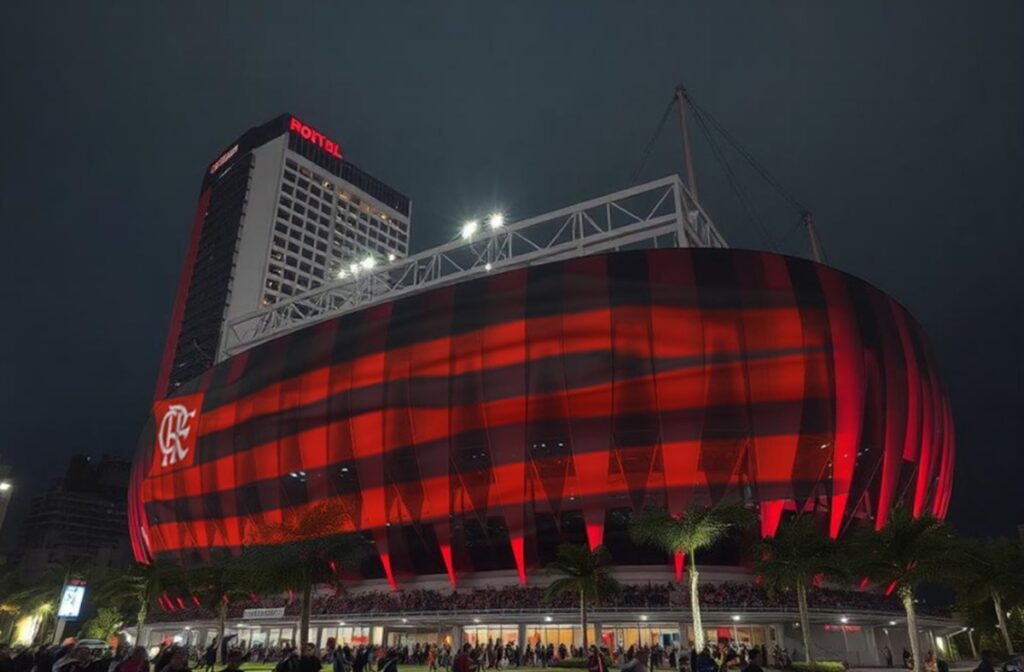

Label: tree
[544,544,620,650]
[848,509,959,672]
[631,502,752,650]
[82,607,123,641]
[242,501,364,648]
[956,537,1024,655]
[0,562,76,644]
[182,559,253,662]
[94,562,179,643]
[754,517,848,664]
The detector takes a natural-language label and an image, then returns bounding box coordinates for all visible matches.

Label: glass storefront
[319,626,372,647]
[525,625,597,648]
[462,625,521,646]
[680,625,770,648]
[601,625,679,650]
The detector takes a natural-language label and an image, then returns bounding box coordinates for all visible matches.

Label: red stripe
[818,269,864,539]
[146,453,808,554]
[141,356,819,505]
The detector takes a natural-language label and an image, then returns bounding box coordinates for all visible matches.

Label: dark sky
[1,3,1022,542]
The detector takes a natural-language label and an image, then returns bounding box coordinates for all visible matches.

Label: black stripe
[145,398,832,525]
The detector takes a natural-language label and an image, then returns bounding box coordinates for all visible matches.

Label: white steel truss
[218,175,726,360]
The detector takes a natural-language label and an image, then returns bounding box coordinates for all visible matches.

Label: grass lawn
[239,663,561,667]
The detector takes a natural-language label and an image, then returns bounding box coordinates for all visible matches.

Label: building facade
[19,455,131,569]
[132,248,954,583]
[140,567,964,667]
[155,114,411,398]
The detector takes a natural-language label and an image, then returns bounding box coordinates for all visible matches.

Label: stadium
[132,241,956,663]
[125,105,958,669]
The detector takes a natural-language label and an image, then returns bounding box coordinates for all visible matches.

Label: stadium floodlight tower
[218,174,725,360]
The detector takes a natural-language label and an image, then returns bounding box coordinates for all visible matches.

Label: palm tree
[0,561,80,644]
[754,517,848,664]
[631,503,752,650]
[956,537,1024,655]
[94,562,178,643]
[182,558,253,662]
[848,508,958,672]
[242,500,364,648]
[82,607,124,641]
[544,544,620,650]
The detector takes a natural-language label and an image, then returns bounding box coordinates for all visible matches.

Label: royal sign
[289,117,342,159]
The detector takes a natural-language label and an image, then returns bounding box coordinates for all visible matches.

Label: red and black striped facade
[130,248,954,587]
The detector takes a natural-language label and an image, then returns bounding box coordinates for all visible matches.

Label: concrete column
[865,626,881,666]
[453,625,463,650]
[518,623,527,649]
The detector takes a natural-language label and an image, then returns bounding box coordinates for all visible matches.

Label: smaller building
[18,455,131,570]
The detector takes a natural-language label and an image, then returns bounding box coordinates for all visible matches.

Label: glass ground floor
[146,620,772,652]
[143,610,966,669]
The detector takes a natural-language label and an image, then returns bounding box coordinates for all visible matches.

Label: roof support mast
[674,85,700,206]
[803,211,825,264]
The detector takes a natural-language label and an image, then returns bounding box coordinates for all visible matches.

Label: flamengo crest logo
[158,404,196,467]
[152,394,203,473]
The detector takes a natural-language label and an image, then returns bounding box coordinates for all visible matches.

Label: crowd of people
[150,582,947,624]
[1,637,1017,672]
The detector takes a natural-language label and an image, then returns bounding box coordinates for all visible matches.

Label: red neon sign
[289,117,342,159]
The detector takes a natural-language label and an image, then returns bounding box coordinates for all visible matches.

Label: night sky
[1,3,1021,544]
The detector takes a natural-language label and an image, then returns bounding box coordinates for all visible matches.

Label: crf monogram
[158,404,197,468]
